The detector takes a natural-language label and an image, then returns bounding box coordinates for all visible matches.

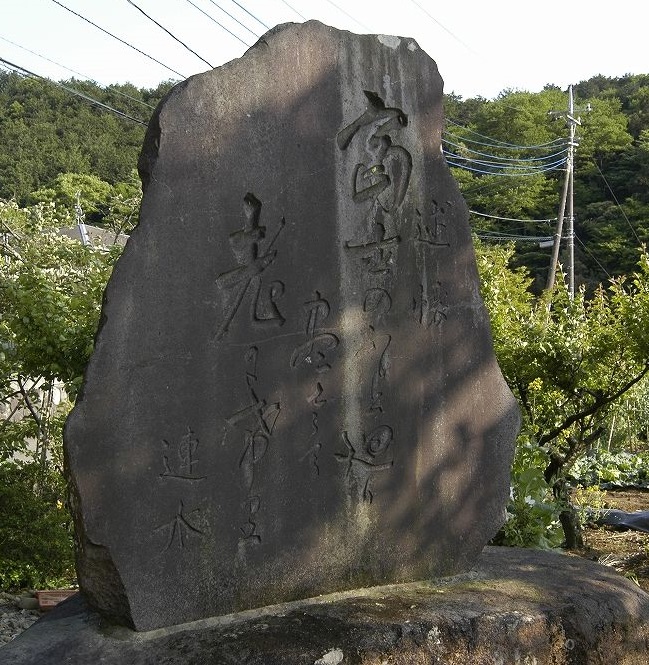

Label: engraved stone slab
[64,20,520,631]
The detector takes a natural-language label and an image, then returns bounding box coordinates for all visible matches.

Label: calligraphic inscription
[336,92,410,499]
[299,412,322,475]
[215,193,286,340]
[414,201,451,249]
[337,91,412,214]
[338,91,412,275]
[369,327,391,414]
[155,500,204,551]
[292,292,338,475]
[363,287,392,316]
[160,427,206,481]
[309,382,327,408]
[290,291,339,372]
[335,426,394,503]
[413,281,448,328]
[223,346,280,545]
[156,426,206,553]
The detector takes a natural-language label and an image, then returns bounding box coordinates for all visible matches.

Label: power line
[204,0,260,39]
[324,1,372,32]
[575,234,612,280]
[445,119,566,150]
[593,161,643,245]
[230,0,270,30]
[444,153,567,176]
[445,152,568,171]
[0,57,148,126]
[279,0,307,21]
[0,34,156,111]
[126,0,213,68]
[408,0,476,54]
[474,230,553,243]
[470,210,557,224]
[442,136,569,164]
[184,0,251,48]
[50,0,185,79]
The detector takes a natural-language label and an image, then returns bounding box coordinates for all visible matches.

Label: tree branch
[16,376,43,429]
[538,363,649,448]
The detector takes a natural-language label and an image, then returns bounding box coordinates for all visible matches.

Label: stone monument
[64,20,520,631]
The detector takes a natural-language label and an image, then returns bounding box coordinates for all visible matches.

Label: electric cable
[444,153,567,176]
[444,152,567,175]
[324,0,372,32]
[445,154,568,170]
[0,58,148,126]
[0,34,156,110]
[445,131,566,153]
[593,162,643,245]
[575,234,612,279]
[446,119,566,150]
[230,0,270,30]
[184,0,251,47]
[474,230,553,242]
[442,136,569,163]
[469,210,556,224]
[49,0,185,79]
[125,0,213,68]
[279,0,307,21]
[408,0,476,54]
[204,0,260,39]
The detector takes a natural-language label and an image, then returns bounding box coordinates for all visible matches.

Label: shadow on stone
[63,20,518,632]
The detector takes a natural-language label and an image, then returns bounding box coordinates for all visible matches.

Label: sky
[1,0,648,100]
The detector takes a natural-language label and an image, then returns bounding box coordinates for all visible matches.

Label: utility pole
[546,85,583,298]
[75,190,90,246]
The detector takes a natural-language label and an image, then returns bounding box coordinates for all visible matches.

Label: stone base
[3,547,649,664]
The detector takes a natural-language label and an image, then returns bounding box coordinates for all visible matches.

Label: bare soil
[570,488,649,593]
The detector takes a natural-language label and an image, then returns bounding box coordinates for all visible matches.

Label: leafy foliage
[0,461,75,590]
[447,75,649,291]
[0,72,171,204]
[0,199,123,393]
[0,192,133,591]
[477,241,649,546]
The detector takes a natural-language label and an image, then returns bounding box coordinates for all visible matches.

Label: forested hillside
[445,74,649,291]
[0,73,172,203]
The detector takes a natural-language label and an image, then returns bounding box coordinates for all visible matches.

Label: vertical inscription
[215,193,286,340]
[156,427,206,552]
[412,202,452,328]
[368,327,392,414]
[290,291,340,372]
[414,203,450,249]
[334,426,394,503]
[223,345,280,546]
[338,91,412,274]
[155,500,205,551]
[337,90,412,214]
[412,282,448,328]
[336,90,411,502]
[291,292,339,475]
[160,427,206,480]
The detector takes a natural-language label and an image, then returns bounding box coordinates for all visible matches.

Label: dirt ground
[570,488,649,593]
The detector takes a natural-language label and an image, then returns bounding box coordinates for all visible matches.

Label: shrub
[0,462,75,591]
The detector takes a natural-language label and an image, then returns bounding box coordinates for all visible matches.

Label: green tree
[476,241,649,547]
[0,197,128,589]
[0,72,160,203]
